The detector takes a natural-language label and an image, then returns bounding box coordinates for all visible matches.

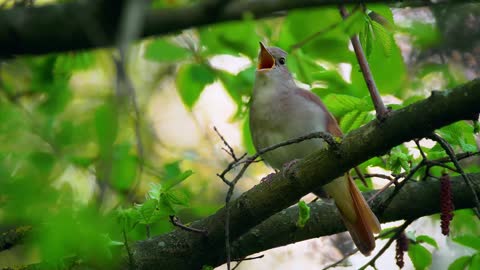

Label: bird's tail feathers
[324,174,381,255]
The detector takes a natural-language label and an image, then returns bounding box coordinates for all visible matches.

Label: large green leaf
[408,243,432,270]
[176,63,216,109]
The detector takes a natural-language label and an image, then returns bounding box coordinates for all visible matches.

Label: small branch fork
[214,127,337,270]
[339,5,388,120]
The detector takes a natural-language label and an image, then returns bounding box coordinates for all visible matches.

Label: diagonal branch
[132,79,480,270]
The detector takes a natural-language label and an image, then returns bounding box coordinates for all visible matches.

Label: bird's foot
[282,159,301,180]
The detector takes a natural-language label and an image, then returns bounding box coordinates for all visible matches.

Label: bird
[249,42,381,255]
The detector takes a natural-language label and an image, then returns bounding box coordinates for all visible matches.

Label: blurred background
[1,0,480,269]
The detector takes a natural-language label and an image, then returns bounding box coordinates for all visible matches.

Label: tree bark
[130,79,480,269]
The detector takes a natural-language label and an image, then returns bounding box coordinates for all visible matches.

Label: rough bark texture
[0,0,468,57]
[131,79,480,269]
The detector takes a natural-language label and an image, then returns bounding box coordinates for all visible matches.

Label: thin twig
[354,166,368,187]
[215,130,337,270]
[339,5,388,119]
[231,254,265,270]
[214,126,238,161]
[358,219,414,270]
[414,139,427,160]
[169,215,207,235]
[372,160,425,212]
[354,173,394,181]
[429,133,480,217]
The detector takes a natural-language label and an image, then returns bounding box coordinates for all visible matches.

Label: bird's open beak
[257,42,275,70]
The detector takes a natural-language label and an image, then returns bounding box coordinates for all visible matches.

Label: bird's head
[256,42,293,82]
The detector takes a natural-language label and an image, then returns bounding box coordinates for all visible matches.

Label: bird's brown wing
[293,88,343,137]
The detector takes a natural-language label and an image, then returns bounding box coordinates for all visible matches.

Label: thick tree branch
[0,0,469,57]
[131,79,480,269]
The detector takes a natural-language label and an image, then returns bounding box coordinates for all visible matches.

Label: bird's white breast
[250,75,328,169]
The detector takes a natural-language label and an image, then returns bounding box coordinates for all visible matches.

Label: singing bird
[249,42,381,255]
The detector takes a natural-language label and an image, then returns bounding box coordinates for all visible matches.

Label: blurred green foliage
[0,2,479,269]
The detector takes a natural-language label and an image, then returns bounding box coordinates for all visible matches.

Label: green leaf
[454,235,480,251]
[388,145,411,174]
[323,94,373,117]
[176,63,216,109]
[371,20,393,57]
[408,243,432,270]
[339,110,374,133]
[416,235,438,248]
[378,227,397,239]
[470,253,480,270]
[148,183,163,200]
[136,199,158,225]
[296,201,311,228]
[449,255,472,270]
[340,110,360,132]
[54,51,95,77]
[360,16,374,57]
[163,190,189,207]
[144,39,191,62]
[162,161,194,190]
[341,10,366,37]
[438,122,477,152]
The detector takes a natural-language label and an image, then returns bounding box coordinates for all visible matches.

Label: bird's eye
[278,57,286,65]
